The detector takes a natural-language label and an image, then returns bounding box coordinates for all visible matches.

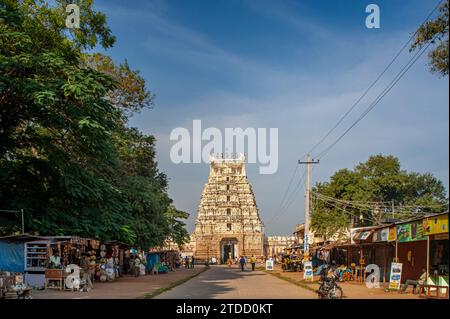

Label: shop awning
[352,229,374,243]
[319,242,347,250]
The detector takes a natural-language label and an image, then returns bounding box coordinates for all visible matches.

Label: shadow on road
[156,265,266,299]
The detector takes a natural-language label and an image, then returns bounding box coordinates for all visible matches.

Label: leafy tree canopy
[411,0,449,76]
[311,155,448,240]
[0,0,190,249]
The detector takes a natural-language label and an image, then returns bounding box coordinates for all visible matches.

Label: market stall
[424,213,449,297]
[146,250,178,273]
[281,247,303,272]
[102,240,129,277]
[396,219,427,283]
[90,240,131,282]
[24,236,98,289]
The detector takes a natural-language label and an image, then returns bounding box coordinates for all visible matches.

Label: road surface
[155,265,316,299]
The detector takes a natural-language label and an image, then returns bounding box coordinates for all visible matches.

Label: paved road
[155,265,316,299]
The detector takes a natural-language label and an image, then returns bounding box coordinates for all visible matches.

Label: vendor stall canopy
[0,234,45,273]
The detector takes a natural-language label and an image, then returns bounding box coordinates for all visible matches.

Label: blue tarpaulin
[146,253,160,270]
[0,241,25,272]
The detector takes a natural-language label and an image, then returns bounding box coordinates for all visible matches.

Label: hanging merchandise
[89,240,100,250]
[112,245,119,258]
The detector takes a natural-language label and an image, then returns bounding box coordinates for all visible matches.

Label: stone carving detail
[194,154,264,262]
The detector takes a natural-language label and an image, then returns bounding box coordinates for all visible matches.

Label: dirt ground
[32,266,206,299]
[266,264,423,299]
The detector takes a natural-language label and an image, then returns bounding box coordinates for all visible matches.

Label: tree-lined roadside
[311,155,448,240]
[0,0,189,248]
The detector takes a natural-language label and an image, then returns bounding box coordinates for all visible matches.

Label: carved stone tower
[194,154,264,263]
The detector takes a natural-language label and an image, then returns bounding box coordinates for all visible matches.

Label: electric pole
[298,154,319,261]
[392,200,395,219]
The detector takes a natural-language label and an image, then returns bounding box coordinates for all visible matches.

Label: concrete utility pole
[298,154,319,260]
[392,200,395,219]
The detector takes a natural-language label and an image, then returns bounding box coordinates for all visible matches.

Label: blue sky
[95,0,449,235]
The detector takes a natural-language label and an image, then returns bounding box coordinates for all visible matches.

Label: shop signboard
[373,228,389,242]
[359,231,371,241]
[388,262,403,290]
[352,229,373,243]
[265,259,274,271]
[423,214,448,235]
[380,228,389,241]
[397,221,426,243]
[388,227,397,242]
[410,221,426,241]
[373,230,380,242]
[303,261,313,281]
[350,227,368,244]
[434,233,449,240]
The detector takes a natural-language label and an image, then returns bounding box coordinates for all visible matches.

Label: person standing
[80,253,93,289]
[239,256,246,272]
[133,256,141,277]
[191,255,195,269]
[227,253,233,268]
[185,256,190,269]
[250,255,256,271]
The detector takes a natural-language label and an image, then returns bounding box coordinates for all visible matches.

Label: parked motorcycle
[316,266,343,299]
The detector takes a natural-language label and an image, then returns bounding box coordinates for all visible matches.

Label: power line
[267,167,307,227]
[311,192,447,221]
[281,167,307,212]
[302,0,444,159]
[276,165,299,215]
[315,34,437,160]
[270,0,444,228]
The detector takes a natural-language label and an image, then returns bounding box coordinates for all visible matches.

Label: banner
[388,262,403,290]
[396,223,411,242]
[303,234,309,252]
[380,228,389,241]
[265,260,274,271]
[373,228,389,242]
[410,221,426,241]
[388,227,397,242]
[303,261,313,281]
[397,221,426,242]
[423,214,448,235]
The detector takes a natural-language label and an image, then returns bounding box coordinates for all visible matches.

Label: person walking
[227,253,233,267]
[250,255,256,271]
[239,256,246,272]
[185,256,190,269]
[191,255,195,269]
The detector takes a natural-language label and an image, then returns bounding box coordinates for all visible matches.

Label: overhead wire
[315,34,438,160]
[303,0,445,159]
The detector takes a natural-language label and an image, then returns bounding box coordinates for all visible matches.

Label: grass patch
[140,266,210,299]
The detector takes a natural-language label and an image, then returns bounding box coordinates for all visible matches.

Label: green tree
[411,0,449,76]
[82,53,155,115]
[310,155,448,240]
[0,0,189,248]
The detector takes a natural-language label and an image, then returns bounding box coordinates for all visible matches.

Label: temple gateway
[193,154,265,263]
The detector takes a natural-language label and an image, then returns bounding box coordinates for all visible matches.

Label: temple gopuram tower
[194,154,264,263]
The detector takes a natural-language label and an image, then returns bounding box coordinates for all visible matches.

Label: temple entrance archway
[220,238,238,264]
